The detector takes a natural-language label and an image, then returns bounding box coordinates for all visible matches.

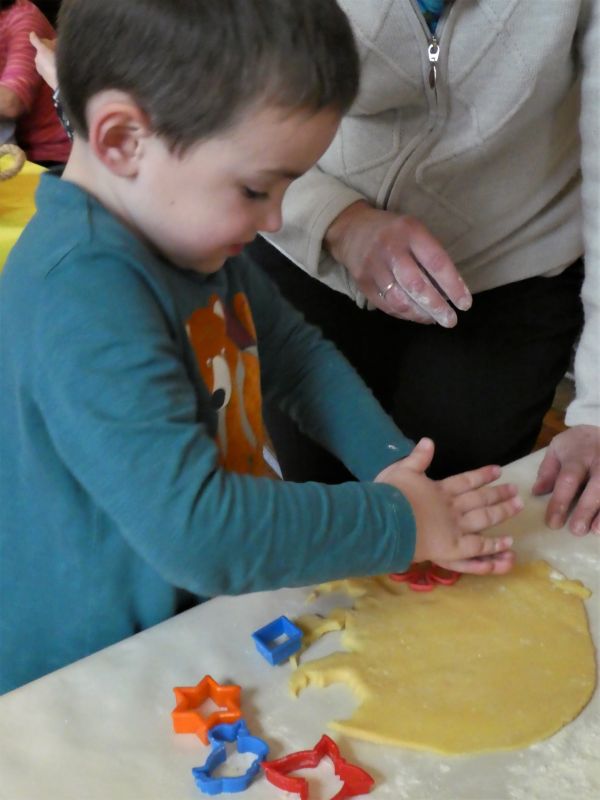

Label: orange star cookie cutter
[262,734,375,799]
[171,674,242,744]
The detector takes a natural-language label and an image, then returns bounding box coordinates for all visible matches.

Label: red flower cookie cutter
[262,734,374,799]
[389,561,461,592]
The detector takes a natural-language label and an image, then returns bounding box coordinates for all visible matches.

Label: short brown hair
[57,0,359,152]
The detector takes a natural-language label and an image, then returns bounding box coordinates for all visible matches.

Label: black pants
[248,236,584,481]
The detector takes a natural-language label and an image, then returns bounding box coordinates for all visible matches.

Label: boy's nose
[259,205,283,234]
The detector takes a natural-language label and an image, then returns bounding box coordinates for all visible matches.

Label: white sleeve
[566,0,600,427]
[264,165,367,305]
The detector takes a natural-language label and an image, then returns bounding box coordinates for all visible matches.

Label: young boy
[0,0,522,694]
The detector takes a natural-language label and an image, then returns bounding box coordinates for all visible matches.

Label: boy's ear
[87,92,152,177]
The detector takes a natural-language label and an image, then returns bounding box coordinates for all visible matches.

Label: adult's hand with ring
[325,200,472,326]
[378,280,396,300]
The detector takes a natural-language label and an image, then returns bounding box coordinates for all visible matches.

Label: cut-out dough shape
[290,561,596,754]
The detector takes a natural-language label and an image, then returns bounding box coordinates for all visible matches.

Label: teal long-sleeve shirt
[0,174,415,693]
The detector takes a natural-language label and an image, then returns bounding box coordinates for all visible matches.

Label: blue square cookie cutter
[251,615,303,665]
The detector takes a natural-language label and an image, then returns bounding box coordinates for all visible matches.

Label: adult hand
[325,200,472,326]
[29,32,58,91]
[376,438,521,574]
[532,425,600,535]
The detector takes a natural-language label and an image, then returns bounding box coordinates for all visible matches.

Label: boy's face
[127,105,341,273]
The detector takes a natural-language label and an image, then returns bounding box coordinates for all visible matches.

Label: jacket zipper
[381,2,451,209]
[428,36,440,90]
[409,0,451,92]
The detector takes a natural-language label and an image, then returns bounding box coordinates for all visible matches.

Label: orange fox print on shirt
[186,292,277,478]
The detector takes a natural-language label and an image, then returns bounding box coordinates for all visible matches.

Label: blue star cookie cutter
[251,615,303,665]
[191,719,269,795]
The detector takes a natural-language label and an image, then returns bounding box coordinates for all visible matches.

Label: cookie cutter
[251,615,303,665]
[171,675,242,744]
[389,561,461,592]
[191,719,269,795]
[262,733,375,799]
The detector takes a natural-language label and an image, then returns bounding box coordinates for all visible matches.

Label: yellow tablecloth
[0,160,45,271]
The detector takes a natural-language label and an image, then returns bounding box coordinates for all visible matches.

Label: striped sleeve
[0,3,54,110]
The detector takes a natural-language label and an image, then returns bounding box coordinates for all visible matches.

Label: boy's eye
[242,186,269,201]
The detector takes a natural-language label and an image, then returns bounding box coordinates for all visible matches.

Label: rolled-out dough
[290,561,596,754]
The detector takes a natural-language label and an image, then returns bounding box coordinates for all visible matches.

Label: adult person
[33,1,60,25]
[0,0,69,166]
[248,0,600,537]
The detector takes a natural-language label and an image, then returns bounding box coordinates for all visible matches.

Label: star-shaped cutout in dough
[262,734,374,799]
[171,675,242,744]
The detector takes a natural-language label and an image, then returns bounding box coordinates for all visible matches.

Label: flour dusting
[506,709,600,800]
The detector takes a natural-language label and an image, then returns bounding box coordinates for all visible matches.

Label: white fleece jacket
[267,0,599,427]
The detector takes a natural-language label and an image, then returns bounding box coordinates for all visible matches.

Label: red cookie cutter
[389,561,461,592]
[262,734,374,799]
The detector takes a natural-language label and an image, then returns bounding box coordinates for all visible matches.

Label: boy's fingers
[456,532,514,560]
[460,495,524,533]
[440,464,501,496]
[438,550,516,576]
[401,437,435,473]
[453,482,519,514]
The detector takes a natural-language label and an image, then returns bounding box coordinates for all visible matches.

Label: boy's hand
[375,438,522,575]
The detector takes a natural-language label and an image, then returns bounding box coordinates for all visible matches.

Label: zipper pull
[428,37,440,89]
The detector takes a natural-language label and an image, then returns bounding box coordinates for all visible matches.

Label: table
[0,449,598,800]
[0,160,43,271]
